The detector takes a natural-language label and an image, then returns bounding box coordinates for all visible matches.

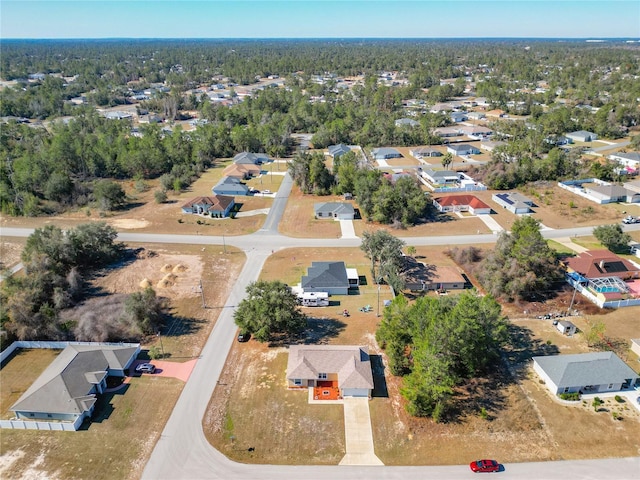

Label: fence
[0,340,140,364]
[566,278,640,309]
[0,415,84,432]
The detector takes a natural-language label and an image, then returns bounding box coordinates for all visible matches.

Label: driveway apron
[339,397,384,466]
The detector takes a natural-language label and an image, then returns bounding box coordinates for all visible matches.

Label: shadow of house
[370,355,389,398]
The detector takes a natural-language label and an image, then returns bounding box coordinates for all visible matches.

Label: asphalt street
[2,177,640,479]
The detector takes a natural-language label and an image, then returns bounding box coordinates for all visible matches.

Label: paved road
[3,196,640,479]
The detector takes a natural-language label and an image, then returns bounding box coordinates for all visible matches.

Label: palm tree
[441,152,453,170]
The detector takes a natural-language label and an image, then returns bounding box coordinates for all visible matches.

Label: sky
[1,1,639,39]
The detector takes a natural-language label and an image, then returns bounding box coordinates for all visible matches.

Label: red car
[470,459,500,473]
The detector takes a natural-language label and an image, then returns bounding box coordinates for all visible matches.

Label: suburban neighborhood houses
[2,36,640,480]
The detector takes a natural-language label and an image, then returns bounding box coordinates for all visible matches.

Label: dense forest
[1,39,639,216]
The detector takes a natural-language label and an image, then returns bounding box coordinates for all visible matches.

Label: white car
[263,189,272,194]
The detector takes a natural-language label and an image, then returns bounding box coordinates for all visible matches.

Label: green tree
[593,224,632,254]
[123,287,165,335]
[93,179,126,211]
[479,216,563,301]
[441,152,453,170]
[234,280,307,342]
[360,230,405,287]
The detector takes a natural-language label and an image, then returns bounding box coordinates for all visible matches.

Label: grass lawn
[204,345,345,465]
[547,239,578,256]
[277,186,342,238]
[0,348,184,480]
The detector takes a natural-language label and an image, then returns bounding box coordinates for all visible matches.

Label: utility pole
[200,279,206,308]
[157,331,165,359]
[376,280,381,317]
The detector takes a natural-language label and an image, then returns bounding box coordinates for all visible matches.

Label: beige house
[286,345,374,399]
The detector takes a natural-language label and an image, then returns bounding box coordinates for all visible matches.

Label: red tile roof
[434,195,490,210]
[181,195,234,212]
[565,249,640,279]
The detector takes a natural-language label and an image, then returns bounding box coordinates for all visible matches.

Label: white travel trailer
[299,292,329,307]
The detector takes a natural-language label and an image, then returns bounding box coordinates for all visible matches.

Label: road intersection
[2,174,640,479]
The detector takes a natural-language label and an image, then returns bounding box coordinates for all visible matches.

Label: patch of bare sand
[0,450,58,480]
[95,250,202,299]
[108,218,150,229]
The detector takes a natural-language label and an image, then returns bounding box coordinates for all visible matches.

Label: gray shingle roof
[327,144,351,157]
[533,352,638,389]
[301,261,349,290]
[10,345,139,416]
[314,202,354,216]
[233,152,269,164]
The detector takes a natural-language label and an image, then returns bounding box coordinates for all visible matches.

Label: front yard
[0,348,184,480]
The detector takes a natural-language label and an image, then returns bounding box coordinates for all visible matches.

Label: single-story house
[450,112,468,123]
[401,256,467,291]
[410,147,442,159]
[566,130,598,143]
[480,140,506,152]
[556,320,577,336]
[610,152,640,170]
[433,126,461,138]
[565,250,640,281]
[301,261,358,295]
[181,195,235,217]
[492,192,534,214]
[467,111,486,120]
[212,176,249,196]
[631,338,640,357]
[433,195,491,215]
[447,144,481,156]
[544,135,573,146]
[223,162,262,179]
[532,351,639,395]
[327,144,352,159]
[233,152,269,165]
[314,202,355,220]
[583,183,640,204]
[395,118,419,128]
[10,344,140,425]
[371,147,402,160]
[286,345,374,398]
[422,169,459,187]
[458,125,493,139]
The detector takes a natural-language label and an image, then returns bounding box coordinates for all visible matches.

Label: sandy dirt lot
[0,238,25,269]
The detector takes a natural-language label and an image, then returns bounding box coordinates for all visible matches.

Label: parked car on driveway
[135,363,156,374]
[470,459,500,473]
[623,215,638,224]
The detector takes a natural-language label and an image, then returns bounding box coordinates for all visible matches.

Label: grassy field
[0,349,184,480]
[277,186,343,238]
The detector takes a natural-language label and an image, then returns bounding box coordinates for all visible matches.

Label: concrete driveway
[339,220,357,239]
[339,397,383,466]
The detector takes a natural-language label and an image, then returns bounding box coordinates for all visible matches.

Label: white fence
[566,277,640,309]
[0,416,83,432]
[1,340,140,432]
[1,340,140,364]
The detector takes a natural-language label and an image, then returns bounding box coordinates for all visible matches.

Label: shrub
[154,189,168,204]
[148,345,162,360]
[612,411,622,421]
[479,407,489,419]
[592,397,604,411]
[614,395,625,403]
[559,392,580,401]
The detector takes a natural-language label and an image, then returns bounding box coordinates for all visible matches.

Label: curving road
[2,177,640,479]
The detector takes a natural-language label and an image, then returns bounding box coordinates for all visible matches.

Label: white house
[532,352,639,395]
[556,320,577,336]
[492,192,534,214]
[447,144,480,156]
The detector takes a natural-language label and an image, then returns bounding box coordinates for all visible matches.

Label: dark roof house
[327,144,352,158]
[212,176,249,196]
[301,261,351,295]
[314,202,355,220]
